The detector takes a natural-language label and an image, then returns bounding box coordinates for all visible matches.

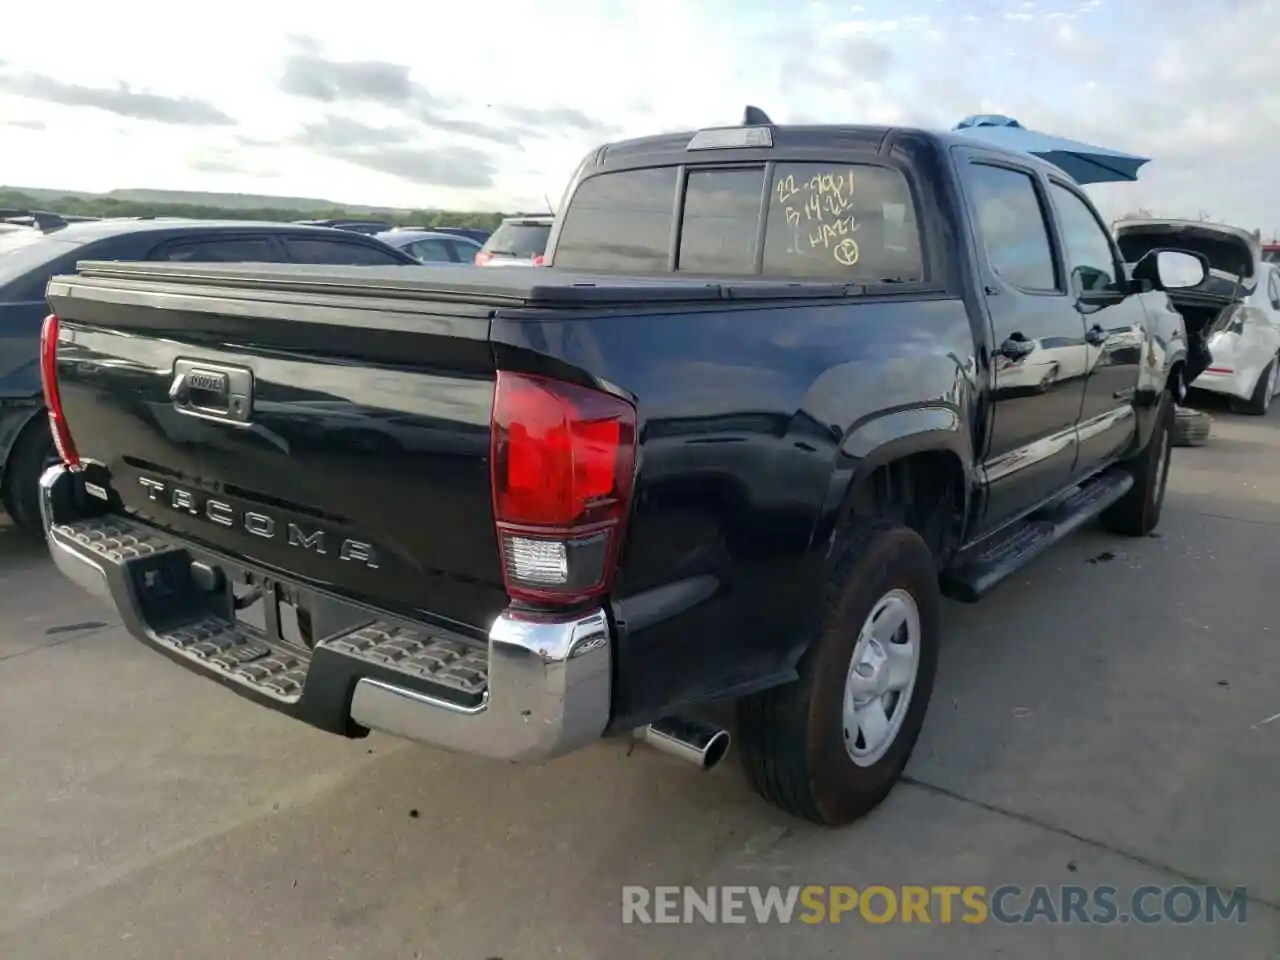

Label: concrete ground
[1,410,1279,959]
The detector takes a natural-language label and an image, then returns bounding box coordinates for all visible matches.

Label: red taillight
[474,250,493,265]
[40,313,80,468]
[531,254,546,266]
[490,371,637,606]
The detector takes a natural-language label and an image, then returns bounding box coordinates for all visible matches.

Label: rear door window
[281,237,410,265]
[964,163,1059,291]
[761,162,924,282]
[678,168,763,274]
[447,239,481,262]
[553,167,677,273]
[407,238,457,262]
[155,237,286,262]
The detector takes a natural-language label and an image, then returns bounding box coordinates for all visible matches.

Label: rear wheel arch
[1240,353,1278,415]
[1253,351,1279,396]
[830,444,970,570]
[738,517,943,825]
[1131,359,1185,447]
[1,409,55,537]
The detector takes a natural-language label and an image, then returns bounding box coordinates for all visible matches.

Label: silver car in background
[375,229,484,264]
[473,215,553,267]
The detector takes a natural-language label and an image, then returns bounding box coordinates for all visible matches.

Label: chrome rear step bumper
[39,463,613,763]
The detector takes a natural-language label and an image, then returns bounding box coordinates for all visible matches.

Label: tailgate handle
[169,359,254,424]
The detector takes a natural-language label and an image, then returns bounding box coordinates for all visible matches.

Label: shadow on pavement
[0,515,44,563]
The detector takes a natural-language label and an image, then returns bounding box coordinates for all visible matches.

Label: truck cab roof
[583,122,1070,180]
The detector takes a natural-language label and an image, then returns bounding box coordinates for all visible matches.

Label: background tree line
[0,188,514,230]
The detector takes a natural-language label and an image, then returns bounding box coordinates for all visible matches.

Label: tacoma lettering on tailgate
[136,477,380,569]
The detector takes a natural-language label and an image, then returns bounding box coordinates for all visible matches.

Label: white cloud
[0,0,1277,233]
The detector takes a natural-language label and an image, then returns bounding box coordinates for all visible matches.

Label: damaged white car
[1117,219,1280,415]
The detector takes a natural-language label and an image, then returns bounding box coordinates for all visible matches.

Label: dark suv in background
[0,218,418,538]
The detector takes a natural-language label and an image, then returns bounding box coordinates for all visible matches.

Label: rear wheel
[1100,389,1173,537]
[1,416,58,540]
[736,519,940,826]
[1240,356,1279,416]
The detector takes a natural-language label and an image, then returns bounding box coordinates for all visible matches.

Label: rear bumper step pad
[39,464,613,763]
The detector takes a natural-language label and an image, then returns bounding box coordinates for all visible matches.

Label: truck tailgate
[46,262,506,630]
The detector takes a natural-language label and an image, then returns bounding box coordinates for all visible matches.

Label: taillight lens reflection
[489,371,637,606]
[40,313,80,468]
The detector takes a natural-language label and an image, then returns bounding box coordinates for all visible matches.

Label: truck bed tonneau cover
[56,260,872,308]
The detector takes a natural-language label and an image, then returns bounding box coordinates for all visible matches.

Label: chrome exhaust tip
[638,716,731,771]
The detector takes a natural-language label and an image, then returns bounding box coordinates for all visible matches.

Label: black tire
[1,416,56,540]
[735,520,940,826]
[1240,357,1277,416]
[1171,405,1211,447]
[1099,389,1173,537]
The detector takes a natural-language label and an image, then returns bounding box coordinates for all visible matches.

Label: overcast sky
[1,0,1275,230]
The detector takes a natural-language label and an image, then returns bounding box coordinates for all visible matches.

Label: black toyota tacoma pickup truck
[37,117,1209,826]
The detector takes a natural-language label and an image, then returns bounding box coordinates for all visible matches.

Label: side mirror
[1132,248,1209,291]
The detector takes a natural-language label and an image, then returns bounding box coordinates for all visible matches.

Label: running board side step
[941,468,1134,603]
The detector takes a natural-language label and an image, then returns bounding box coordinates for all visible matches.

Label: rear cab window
[679,169,761,273]
[550,169,675,272]
[551,160,924,283]
[447,239,481,261]
[762,164,922,281]
[482,220,553,259]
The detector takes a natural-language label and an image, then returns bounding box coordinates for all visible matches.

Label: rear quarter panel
[491,295,979,725]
